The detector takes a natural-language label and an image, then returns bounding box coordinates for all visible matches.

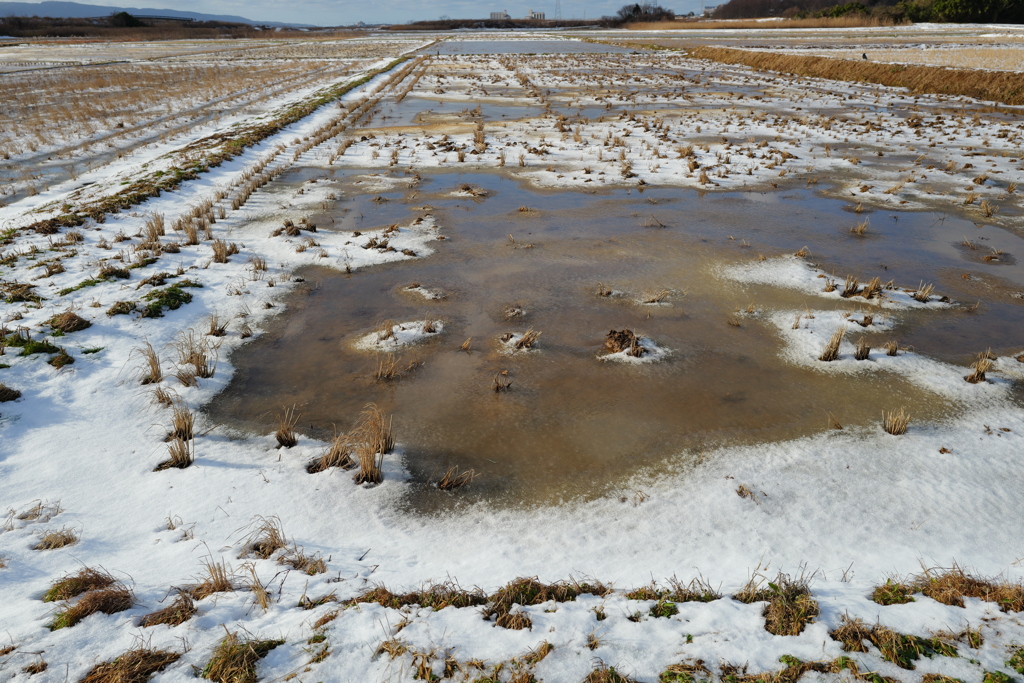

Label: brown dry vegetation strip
[81,648,181,683]
[687,46,1024,107]
[23,55,413,236]
[872,564,1024,612]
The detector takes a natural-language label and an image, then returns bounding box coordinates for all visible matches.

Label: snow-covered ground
[1,33,1023,682]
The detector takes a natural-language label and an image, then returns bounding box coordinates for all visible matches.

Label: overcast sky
[97,0,706,25]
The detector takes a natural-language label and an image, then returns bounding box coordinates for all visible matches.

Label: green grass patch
[4,335,61,356]
[141,284,193,318]
[58,278,103,296]
[82,347,104,355]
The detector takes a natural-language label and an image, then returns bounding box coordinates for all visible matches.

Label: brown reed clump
[50,583,134,629]
[436,466,476,491]
[307,432,354,473]
[139,591,197,627]
[686,46,1024,107]
[819,326,846,362]
[352,404,394,486]
[854,337,871,361]
[199,631,284,683]
[155,437,194,471]
[883,407,910,435]
[965,350,994,384]
[48,310,91,333]
[514,329,541,350]
[34,527,79,550]
[274,405,299,448]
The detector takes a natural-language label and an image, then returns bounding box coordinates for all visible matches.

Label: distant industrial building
[489,9,511,19]
[527,9,545,19]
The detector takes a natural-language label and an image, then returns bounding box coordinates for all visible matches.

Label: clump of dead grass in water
[43,567,115,602]
[351,404,394,486]
[605,329,646,358]
[735,571,819,636]
[50,581,134,629]
[81,647,181,683]
[513,329,541,350]
[484,577,611,630]
[200,630,283,683]
[139,591,196,627]
[436,466,476,491]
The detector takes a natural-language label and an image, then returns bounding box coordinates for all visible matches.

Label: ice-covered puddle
[209,169,1024,508]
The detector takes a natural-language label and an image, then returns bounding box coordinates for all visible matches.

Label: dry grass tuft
[735,571,819,636]
[169,399,194,441]
[200,631,284,683]
[352,404,394,486]
[350,581,488,612]
[514,329,542,350]
[274,405,299,448]
[43,567,115,602]
[0,383,21,402]
[830,615,959,669]
[854,337,871,361]
[912,282,935,303]
[175,330,217,379]
[188,557,234,600]
[81,647,181,683]
[884,340,901,357]
[605,329,646,357]
[965,350,994,384]
[48,310,91,333]
[819,326,846,362]
[436,466,477,491]
[238,516,287,560]
[873,564,1024,613]
[307,432,354,473]
[850,220,868,236]
[841,275,861,298]
[883,407,910,435]
[131,342,162,384]
[583,666,638,683]
[155,437,194,471]
[484,577,610,630]
[50,583,134,629]
[34,526,78,550]
[139,591,197,627]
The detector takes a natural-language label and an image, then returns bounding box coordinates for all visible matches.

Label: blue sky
[123,0,705,25]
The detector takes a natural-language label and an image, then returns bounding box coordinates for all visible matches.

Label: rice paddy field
[0,26,1023,683]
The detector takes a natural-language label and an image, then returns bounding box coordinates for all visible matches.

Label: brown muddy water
[209,169,1024,508]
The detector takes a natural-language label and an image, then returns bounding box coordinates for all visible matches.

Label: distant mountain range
[0,1,306,26]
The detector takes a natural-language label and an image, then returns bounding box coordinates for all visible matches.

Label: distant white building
[490,9,511,19]
[527,9,545,19]
[702,4,719,15]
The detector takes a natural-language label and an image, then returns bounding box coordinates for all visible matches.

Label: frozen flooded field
[0,30,1023,683]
